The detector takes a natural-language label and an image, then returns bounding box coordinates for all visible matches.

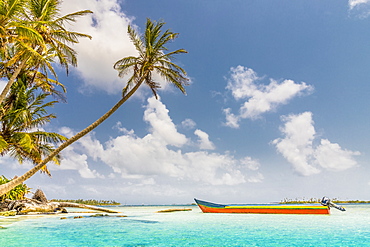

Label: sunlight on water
[1,205,370,246]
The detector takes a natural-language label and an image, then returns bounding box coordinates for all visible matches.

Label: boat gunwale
[225,205,327,209]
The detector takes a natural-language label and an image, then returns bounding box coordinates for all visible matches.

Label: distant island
[280,198,370,204]
[51,199,121,206]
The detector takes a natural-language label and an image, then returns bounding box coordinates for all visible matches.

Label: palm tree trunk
[57,202,119,213]
[0,79,144,197]
[0,59,28,104]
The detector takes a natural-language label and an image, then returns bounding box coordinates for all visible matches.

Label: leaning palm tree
[0,0,92,104]
[0,18,189,197]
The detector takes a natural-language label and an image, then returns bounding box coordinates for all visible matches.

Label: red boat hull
[195,199,330,215]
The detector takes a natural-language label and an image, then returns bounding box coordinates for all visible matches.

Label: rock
[89,214,109,217]
[32,189,48,203]
[2,199,119,215]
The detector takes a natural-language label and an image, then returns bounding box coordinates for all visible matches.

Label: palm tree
[0,76,67,175]
[0,18,189,197]
[0,0,28,59]
[0,0,30,89]
[0,0,92,104]
[114,19,188,98]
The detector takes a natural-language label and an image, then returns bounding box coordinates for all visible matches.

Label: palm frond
[154,30,178,51]
[0,134,9,153]
[32,131,67,144]
[0,0,27,18]
[158,48,188,61]
[55,9,93,25]
[114,56,139,77]
[27,0,59,21]
[127,24,144,55]
[121,68,141,97]
[31,70,66,94]
[154,66,187,95]
[14,23,45,45]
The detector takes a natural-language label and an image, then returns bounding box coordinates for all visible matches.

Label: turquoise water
[1,204,370,246]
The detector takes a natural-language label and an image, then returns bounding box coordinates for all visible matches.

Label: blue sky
[2,0,370,204]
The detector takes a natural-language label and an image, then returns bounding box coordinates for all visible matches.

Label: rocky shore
[0,189,119,216]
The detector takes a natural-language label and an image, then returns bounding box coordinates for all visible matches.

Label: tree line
[280,197,370,204]
[50,199,120,206]
[0,0,189,200]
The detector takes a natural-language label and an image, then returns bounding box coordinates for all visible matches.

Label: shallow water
[1,204,369,246]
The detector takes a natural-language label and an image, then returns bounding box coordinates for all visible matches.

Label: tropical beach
[1,204,370,246]
[2,0,370,246]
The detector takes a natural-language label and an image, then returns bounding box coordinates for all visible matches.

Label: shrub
[0,176,30,201]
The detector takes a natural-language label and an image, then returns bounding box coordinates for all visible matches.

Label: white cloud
[315,139,360,171]
[181,119,196,129]
[194,129,215,150]
[59,97,262,186]
[113,121,135,135]
[247,173,264,183]
[60,0,187,96]
[41,184,68,197]
[224,66,313,128]
[144,97,188,147]
[60,0,137,94]
[348,0,370,18]
[226,66,260,100]
[223,108,240,129]
[241,157,263,183]
[80,185,101,195]
[241,157,260,171]
[272,112,360,176]
[55,144,105,179]
[0,79,6,93]
[0,156,33,171]
[272,112,320,176]
[100,97,257,185]
[349,0,370,9]
[56,127,104,178]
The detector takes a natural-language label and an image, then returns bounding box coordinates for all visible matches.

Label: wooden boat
[194,198,331,215]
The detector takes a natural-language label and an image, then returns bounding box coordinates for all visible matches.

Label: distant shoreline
[51,199,120,206]
[50,199,370,206]
[279,199,370,204]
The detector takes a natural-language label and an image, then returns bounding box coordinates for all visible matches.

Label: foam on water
[1,204,369,246]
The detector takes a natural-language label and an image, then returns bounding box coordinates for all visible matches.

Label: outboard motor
[321,197,346,211]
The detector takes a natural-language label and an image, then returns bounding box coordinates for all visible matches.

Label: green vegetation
[0,175,30,201]
[332,200,370,204]
[0,79,67,175]
[51,199,120,206]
